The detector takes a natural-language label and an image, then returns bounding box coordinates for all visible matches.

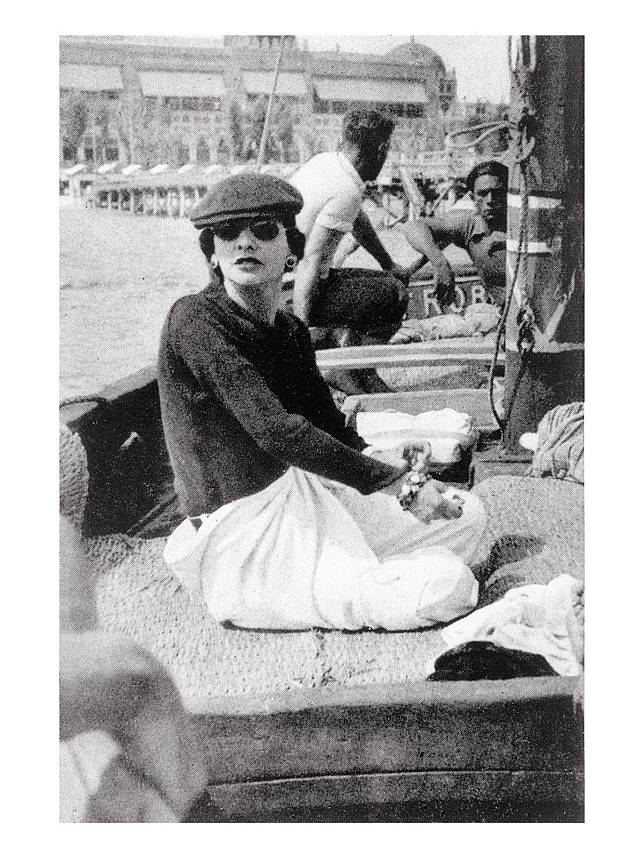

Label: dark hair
[342,110,395,157]
[199,227,215,262]
[199,220,306,280]
[465,160,508,194]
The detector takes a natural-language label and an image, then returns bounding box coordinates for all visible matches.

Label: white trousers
[164,468,488,632]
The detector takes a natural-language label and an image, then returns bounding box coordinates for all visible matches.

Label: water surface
[60,204,467,398]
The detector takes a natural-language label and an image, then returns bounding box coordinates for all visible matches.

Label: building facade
[59,35,457,169]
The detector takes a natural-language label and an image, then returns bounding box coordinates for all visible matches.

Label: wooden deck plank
[316,340,502,372]
[189,677,582,785]
[342,388,497,429]
[203,769,583,822]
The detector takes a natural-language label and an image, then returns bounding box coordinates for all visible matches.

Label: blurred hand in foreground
[60,516,208,822]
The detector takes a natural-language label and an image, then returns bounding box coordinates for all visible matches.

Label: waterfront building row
[60,35,461,169]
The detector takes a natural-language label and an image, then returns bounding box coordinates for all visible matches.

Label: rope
[60,394,110,408]
[487,37,538,433]
[495,160,532,434]
[487,160,528,432]
[427,181,452,216]
[448,120,507,139]
[446,121,511,151]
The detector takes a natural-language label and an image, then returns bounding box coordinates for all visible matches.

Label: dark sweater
[158,282,400,517]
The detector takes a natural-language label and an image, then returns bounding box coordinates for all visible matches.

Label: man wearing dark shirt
[401,161,508,309]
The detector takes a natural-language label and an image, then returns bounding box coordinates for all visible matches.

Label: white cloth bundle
[389,305,501,344]
[164,467,483,631]
[357,408,478,464]
[427,574,583,677]
[463,302,501,334]
[528,402,584,484]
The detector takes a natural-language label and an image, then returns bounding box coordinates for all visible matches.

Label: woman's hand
[408,482,464,523]
[368,441,434,498]
[434,257,457,310]
[404,442,433,476]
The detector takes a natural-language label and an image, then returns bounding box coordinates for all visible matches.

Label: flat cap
[190,173,303,229]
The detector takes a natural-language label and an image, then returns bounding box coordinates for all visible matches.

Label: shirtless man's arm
[399,219,457,309]
[352,208,418,285]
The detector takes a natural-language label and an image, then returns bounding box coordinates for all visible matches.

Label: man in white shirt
[290,111,415,392]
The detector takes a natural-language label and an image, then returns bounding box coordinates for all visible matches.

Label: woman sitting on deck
[157,174,488,631]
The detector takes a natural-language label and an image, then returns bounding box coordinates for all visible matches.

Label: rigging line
[446,122,511,151]
[487,160,529,433]
[487,38,539,435]
[427,181,452,217]
[448,120,510,138]
[256,35,286,173]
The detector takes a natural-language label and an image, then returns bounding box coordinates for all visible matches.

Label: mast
[256,35,286,172]
[503,36,584,450]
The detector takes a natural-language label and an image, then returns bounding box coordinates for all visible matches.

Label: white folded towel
[427,574,583,677]
[357,408,478,464]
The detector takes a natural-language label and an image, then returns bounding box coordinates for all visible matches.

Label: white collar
[336,151,365,192]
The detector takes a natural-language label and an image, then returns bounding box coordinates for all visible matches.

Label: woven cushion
[60,424,89,529]
[90,474,582,701]
[474,475,584,603]
[89,534,446,700]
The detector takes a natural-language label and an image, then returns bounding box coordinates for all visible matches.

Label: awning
[314,77,428,104]
[243,71,307,97]
[60,64,123,91]
[139,71,225,98]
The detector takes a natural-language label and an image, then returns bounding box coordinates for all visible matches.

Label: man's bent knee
[357,279,408,337]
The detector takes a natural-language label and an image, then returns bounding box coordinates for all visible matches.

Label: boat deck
[59,335,584,822]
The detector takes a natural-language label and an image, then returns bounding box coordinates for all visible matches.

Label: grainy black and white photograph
[58,32,585,824]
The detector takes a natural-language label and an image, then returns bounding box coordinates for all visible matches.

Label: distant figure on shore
[400,160,508,311]
[290,110,417,393]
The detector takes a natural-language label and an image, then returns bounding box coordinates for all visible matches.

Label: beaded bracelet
[397,470,429,510]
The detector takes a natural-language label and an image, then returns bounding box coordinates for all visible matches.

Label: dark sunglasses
[212,218,281,242]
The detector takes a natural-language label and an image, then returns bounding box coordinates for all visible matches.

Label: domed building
[387,38,457,113]
[60,36,458,169]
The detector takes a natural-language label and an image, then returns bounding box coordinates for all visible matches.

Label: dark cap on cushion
[190,173,303,229]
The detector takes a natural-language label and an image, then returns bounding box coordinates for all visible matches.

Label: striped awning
[314,77,428,104]
[60,64,123,91]
[243,71,307,97]
[139,71,225,98]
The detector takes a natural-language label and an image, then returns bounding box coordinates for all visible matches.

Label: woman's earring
[285,254,297,271]
[210,255,219,269]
